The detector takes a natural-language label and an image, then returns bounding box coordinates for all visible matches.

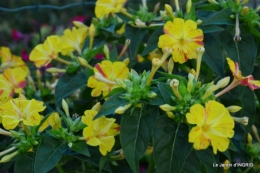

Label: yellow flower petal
[186,104,205,126]
[95,0,126,19]
[87,137,102,146]
[99,136,115,155]
[209,133,230,154]
[82,110,97,125]
[193,133,210,150]
[188,126,203,142]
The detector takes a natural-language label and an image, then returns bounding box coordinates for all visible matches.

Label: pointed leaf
[153,116,193,173]
[141,26,163,56]
[109,47,118,62]
[196,149,217,173]
[125,24,148,60]
[219,31,257,76]
[15,153,34,173]
[158,82,175,105]
[95,92,127,119]
[34,134,67,173]
[120,105,159,173]
[201,8,233,26]
[199,25,224,34]
[71,140,90,157]
[203,33,225,77]
[55,70,89,107]
[182,151,202,173]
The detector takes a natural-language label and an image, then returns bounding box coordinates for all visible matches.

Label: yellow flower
[0,68,27,96]
[0,94,45,130]
[29,35,60,68]
[158,18,204,64]
[95,0,126,19]
[60,26,88,55]
[38,112,61,132]
[87,60,129,97]
[186,100,234,154]
[81,110,120,156]
[0,47,28,74]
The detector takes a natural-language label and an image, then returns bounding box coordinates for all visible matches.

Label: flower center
[179,38,187,45]
[202,125,210,132]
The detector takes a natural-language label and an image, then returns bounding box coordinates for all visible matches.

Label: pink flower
[12,29,24,41]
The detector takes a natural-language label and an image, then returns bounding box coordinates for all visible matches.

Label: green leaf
[201,8,233,26]
[109,47,118,62]
[55,70,89,107]
[34,134,67,173]
[99,154,110,173]
[15,153,34,173]
[153,116,193,173]
[219,31,257,76]
[158,82,175,105]
[181,151,202,173]
[141,26,163,56]
[95,92,127,119]
[73,147,112,173]
[147,87,165,106]
[196,149,217,173]
[196,4,222,11]
[203,33,225,77]
[120,105,159,173]
[100,24,116,34]
[125,24,148,60]
[199,25,224,34]
[71,140,90,157]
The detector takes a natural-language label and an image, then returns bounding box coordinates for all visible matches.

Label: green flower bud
[62,99,70,117]
[160,104,176,111]
[0,151,19,163]
[147,91,157,98]
[115,103,132,114]
[226,105,242,113]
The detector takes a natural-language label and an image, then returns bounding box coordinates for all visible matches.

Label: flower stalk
[0,128,12,136]
[170,79,182,101]
[118,39,131,60]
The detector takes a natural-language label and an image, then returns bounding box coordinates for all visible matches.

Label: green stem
[56,164,65,173]
[147,154,155,173]
[242,157,253,173]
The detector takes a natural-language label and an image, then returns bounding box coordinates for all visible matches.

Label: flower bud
[95,72,117,85]
[251,125,260,144]
[241,6,249,16]
[160,104,176,111]
[89,23,95,49]
[201,85,217,100]
[73,21,88,29]
[145,146,153,155]
[215,77,230,90]
[208,0,219,4]
[68,142,73,148]
[242,0,249,4]
[135,19,146,27]
[153,2,160,13]
[167,58,174,74]
[118,39,131,60]
[195,47,205,80]
[103,45,110,59]
[0,147,16,157]
[46,67,66,73]
[165,4,175,19]
[186,0,192,13]
[114,78,126,89]
[187,73,195,93]
[166,111,175,119]
[115,103,132,114]
[0,151,19,163]
[0,128,12,136]
[247,133,253,146]
[196,19,203,25]
[223,160,230,171]
[170,79,182,101]
[147,91,157,98]
[226,106,242,113]
[123,58,130,66]
[78,57,93,69]
[62,99,70,117]
[91,102,102,112]
[232,116,249,126]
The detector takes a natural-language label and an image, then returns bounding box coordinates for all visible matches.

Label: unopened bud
[147,91,157,98]
[0,128,12,136]
[91,102,102,112]
[215,77,230,90]
[95,72,117,85]
[223,160,230,171]
[241,6,249,16]
[160,104,176,111]
[186,0,192,13]
[68,142,73,148]
[0,151,19,163]
[242,0,249,4]
[46,67,66,73]
[247,133,253,146]
[196,19,203,25]
[226,106,242,113]
[167,58,174,74]
[89,23,95,38]
[103,45,110,59]
[208,0,219,4]
[187,73,195,93]
[166,111,174,119]
[62,99,70,117]
[165,4,175,19]
[123,58,130,66]
[251,125,260,144]
[195,47,205,80]
[232,116,249,126]
[201,85,217,100]
[0,147,16,157]
[115,103,132,114]
[114,78,126,89]
[170,79,182,101]
[153,2,160,13]
[78,57,93,69]
[135,19,146,27]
